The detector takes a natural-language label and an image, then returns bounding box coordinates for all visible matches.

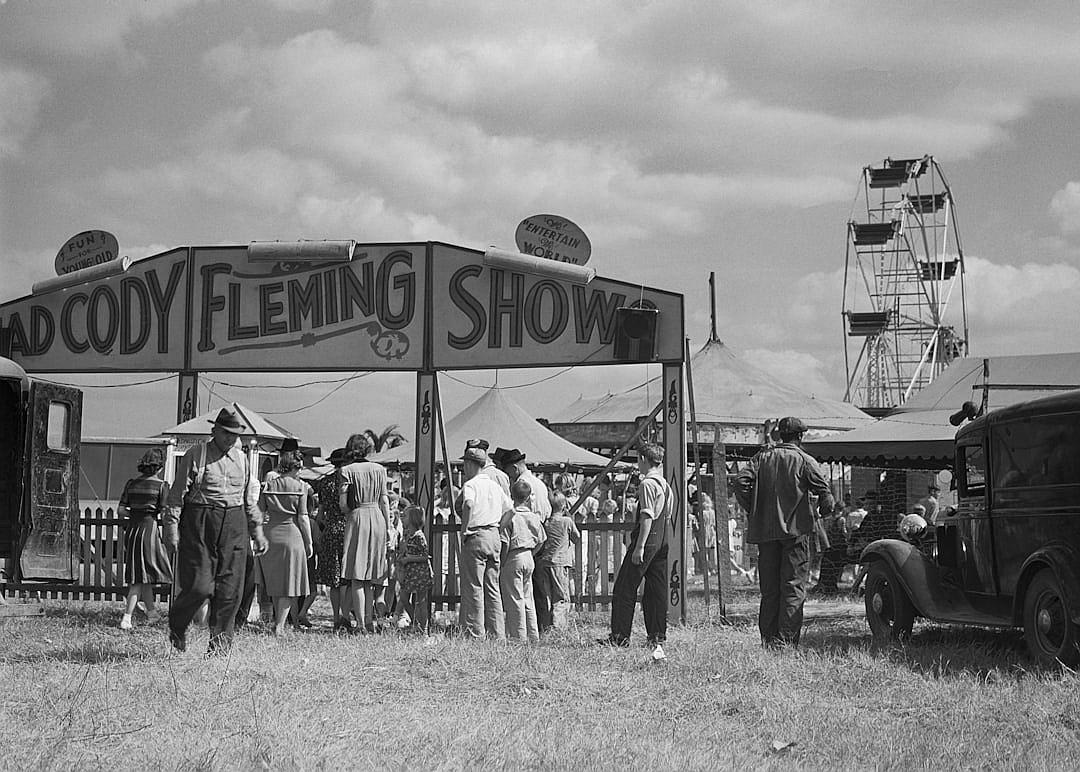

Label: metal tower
[842,156,969,413]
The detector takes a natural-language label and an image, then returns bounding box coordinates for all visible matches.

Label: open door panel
[20,381,82,581]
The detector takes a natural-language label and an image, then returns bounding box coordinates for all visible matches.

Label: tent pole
[685,338,709,607]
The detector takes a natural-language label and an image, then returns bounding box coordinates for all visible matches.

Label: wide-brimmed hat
[503,448,526,465]
[491,447,511,466]
[461,446,488,464]
[209,408,246,434]
[280,437,300,453]
[465,438,490,451]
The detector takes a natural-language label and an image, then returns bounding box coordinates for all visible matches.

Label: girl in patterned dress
[119,448,173,630]
[396,506,433,633]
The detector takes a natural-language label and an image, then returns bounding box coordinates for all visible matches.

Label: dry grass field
[1,585,1079,770]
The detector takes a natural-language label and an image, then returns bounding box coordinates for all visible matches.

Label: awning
[804,410,956,469]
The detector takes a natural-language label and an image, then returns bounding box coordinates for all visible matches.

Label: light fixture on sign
[248,240,356,263]
[32,256,133,295]
[482,246,596,285]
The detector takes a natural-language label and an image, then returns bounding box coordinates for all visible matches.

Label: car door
[19,381,82,581]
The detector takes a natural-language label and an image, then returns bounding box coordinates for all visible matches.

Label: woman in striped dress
[119,448,173,630]
[337,433,391,632]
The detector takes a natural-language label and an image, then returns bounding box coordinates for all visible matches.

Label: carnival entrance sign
[0,238,688,621]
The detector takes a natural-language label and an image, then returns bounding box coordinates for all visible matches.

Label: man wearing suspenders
[163,408,267,654]
[603,442,673,657]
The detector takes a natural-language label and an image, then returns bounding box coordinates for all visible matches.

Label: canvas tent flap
[552,338,873,431]
[371,387,612,469]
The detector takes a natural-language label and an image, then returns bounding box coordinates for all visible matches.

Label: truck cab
[0,356,83,584]
[862,389,1080,667]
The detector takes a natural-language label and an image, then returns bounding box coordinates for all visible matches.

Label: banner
[1,241,682,373]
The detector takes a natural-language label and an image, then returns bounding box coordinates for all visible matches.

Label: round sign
[514,214,591,265]
[55,230,119,276]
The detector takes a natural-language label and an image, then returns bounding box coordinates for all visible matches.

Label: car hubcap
[871,591,884,615]
[1038,608,1053,636]
[1036,592,1065,650]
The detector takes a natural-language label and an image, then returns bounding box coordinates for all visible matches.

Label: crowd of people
[116,407,675,656]
[118,406,928,654]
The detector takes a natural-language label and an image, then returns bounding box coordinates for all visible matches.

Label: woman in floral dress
[314,448,351,630]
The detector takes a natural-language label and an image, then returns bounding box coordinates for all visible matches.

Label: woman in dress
[119,448,173,630]
[314,447,352,630]
[338,433,392,632]
[255,450,313,636]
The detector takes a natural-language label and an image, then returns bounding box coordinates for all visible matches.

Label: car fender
[1014,544,1080,626]
[859,539,936,619]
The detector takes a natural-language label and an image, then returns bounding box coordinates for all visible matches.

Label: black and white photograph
[2,1,1080,768]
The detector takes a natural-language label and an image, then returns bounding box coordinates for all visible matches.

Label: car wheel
[1023,569,1080,668]
[864,561,915,642]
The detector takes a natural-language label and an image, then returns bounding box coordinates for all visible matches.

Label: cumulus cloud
[0,0,200,58]
[1050,182,1080,235]
[0,67,51,155]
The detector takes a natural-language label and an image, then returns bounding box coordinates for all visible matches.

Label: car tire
[864,561,915,642]
[1023,569,1080,668]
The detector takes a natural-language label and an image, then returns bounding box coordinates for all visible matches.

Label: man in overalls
[603,442,672,657]
[164,408,267,654]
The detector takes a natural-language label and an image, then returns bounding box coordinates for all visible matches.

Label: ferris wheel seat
[851,221,900,245]
[846,311,892,337]
[906,192,948,214]
[919,260,958,281]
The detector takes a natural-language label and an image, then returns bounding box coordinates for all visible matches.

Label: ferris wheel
[842,155,969,413]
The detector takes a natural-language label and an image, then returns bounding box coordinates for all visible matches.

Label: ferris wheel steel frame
[842,155,969,412]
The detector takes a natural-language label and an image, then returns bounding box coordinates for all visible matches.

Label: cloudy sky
[3,1,1080,451]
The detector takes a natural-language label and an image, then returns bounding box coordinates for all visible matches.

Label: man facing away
[603,442,673,657]
[458,444,512,639]
[504,449,552,521]
[164,408,268,654]
[735,417,834,647]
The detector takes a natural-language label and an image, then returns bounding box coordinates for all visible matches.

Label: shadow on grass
[0,640,161,664]
[798,615,1037,679]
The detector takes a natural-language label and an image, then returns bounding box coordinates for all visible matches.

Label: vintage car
[861,390,1080,667]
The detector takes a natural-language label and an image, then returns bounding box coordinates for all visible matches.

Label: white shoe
[120,615,133,630]
[651,644,666,661]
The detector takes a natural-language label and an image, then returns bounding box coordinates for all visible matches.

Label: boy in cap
[499,479,546,643]
[734,417,834,647]
[603,442,673,656]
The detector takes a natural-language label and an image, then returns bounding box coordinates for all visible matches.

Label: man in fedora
[504,449,551,520]
[164,407,267,654]
[734,417,834,647]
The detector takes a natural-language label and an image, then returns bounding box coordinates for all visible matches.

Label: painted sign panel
[188,245,425,371]
[0,249,189,371]
[1,241,682,374]
[55,230,120,275]
[430,243,683,369]
[514,214,592,265]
